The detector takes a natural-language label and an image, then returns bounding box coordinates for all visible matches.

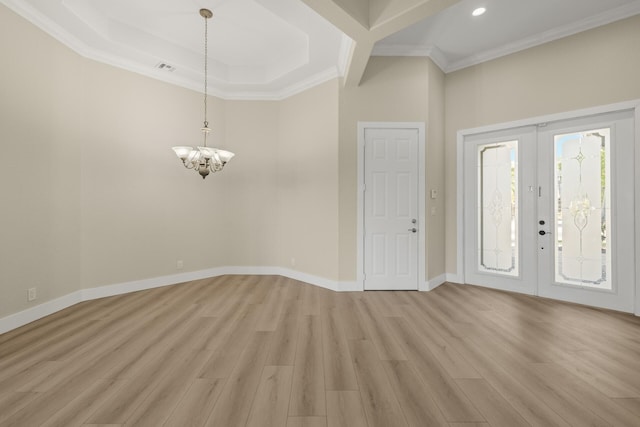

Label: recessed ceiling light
[472,7,486,17]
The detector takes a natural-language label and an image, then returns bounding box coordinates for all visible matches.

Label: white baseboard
[426,274,447,291]
[1,266,448,334]
[445,272,464,285]
[337,281,362,292]
[0,266,346,335]
[0,291,83,335]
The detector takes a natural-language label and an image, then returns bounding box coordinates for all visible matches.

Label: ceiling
[3,0,640,100]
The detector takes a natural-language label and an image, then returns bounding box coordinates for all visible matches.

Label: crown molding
[372,0,640,74]
[0,0,346,101]
[371,43,448,72]
[445,1,640,73]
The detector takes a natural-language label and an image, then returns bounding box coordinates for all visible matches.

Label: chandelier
[172,8,235,179]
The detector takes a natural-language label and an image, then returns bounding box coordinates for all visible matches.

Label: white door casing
[357,122,426,291]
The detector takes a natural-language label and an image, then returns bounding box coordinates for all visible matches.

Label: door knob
[539,230,551,236]
[408,228,417,233]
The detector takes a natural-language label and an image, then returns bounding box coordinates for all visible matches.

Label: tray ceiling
[2,0,639,99]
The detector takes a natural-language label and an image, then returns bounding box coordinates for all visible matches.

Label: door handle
[538,230,552,236]
[408,228,417,233]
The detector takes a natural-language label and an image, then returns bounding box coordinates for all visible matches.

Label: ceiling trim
[0,0,349,100]
[371,44,448,71]
[226,66,341,101]
[372,0,640,73]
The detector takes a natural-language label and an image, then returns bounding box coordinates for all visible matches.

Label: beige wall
[0,5,83,318]
[220,100,280,267]
[278,80,340,280]
[444,14,640,275]
[426,60,446,278]
[79,61,231,288]
[338,56,447,282]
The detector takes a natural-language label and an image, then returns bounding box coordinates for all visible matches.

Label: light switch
[430,189,438,199]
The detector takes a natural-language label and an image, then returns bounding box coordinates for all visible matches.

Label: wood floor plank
[204,331,272,427]
[40,379,127,427]
[245,365,294,427]
[2,278,640,427]
[612,398,640,417]
[301,283,322,316]
[198,303,262,379]
[163,378,225,427]
[448,423,491,427]
[382,360,449,427]
[287,416,327,427]
[444,334,571,427]
[326,391,368,427]
[124,349,212,427]
[349,339,408,427]
[531,362,640,427]
[289,315,326,416]
[461,325,612,427]
[334,299,368,340]
[255,276,288,332]
[0,391,39,424]
[265,301,300,366]
[322,308,359,391]
[456,378,530,427]
[556,350,640,398]
[355,299,407,361]
[401,304,482,379]
[385,316,484,423]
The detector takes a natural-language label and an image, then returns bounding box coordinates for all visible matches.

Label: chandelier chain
[203,14,208,127]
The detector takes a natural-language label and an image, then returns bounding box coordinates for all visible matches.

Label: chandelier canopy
[172,9,235,179]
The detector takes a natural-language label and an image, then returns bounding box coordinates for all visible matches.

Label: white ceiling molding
[3,0,640,97]
[1,0,348,100]
[371,44,449,71]
[373,0,640,74]
[444,0,640,73]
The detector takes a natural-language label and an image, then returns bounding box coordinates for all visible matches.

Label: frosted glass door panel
[477,141,519,277]
[554,129,611,289]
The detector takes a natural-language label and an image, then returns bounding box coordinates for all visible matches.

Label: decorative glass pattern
[477,141,519,276]
[554,128,611,289]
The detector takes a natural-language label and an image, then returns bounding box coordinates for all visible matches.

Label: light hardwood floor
[1,275,640,426]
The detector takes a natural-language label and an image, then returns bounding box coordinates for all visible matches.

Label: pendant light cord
[204,14,208,126]
[203,13,209,146]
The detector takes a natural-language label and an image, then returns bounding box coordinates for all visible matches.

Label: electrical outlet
[176,260,184,270]
[27,287,37,302]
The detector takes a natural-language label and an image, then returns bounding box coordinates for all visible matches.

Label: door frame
[455,100,640,315]
[357,122,427,291]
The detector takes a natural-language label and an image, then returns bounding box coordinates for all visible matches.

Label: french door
[464,110,635,312]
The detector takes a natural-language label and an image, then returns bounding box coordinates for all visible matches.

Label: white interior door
[464,110,635,312]
[364,128,419,290]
